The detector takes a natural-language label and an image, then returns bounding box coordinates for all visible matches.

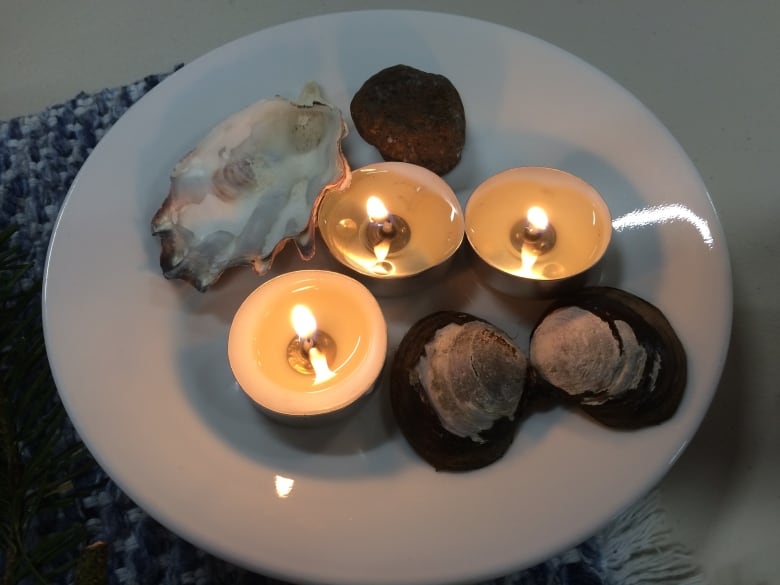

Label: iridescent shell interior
[151,82,351,291]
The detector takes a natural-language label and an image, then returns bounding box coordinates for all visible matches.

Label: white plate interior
[43,10,731,585]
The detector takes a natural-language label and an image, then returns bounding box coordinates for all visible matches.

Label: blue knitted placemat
[0,70,703,585]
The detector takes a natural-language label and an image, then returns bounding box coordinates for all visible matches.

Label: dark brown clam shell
[529,287,687,428]
[390,311,526,471]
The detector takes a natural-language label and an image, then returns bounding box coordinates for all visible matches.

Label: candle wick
[364,213,411,256]
[523,225,544,241]
[300,336,315,355]
[370,215,396,240]
[287,329,337,378]
[511,219,557,255]
[380,218,396,237]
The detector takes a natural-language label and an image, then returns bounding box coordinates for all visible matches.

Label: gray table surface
[2,2,777,583]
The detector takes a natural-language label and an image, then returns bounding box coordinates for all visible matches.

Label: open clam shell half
[391,311,528,471]
[151,82,351,291]
[529,287,687,428]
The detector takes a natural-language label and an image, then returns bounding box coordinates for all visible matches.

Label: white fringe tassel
[599,490,704,585]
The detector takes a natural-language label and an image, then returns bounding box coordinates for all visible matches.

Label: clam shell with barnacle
[391,311,529,471]
[528,287,687,428]
[151,82,351,291]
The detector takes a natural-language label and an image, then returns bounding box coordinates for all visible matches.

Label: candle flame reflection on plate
[275,475,295,499]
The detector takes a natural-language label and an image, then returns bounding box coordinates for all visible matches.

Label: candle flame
[366,195,389,223]
[309,347,336,383]
[527,206,549,232]
[291,304,317,339]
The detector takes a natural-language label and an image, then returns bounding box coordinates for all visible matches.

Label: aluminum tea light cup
[227,270,387,425]
[317,162,465,296]
[465,167,612,297]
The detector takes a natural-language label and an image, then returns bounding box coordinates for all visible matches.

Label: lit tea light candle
[228,270,387,424]
[465,167,612,297]
[318,162,464,295]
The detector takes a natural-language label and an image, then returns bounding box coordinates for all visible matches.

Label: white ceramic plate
[43,10,731,585]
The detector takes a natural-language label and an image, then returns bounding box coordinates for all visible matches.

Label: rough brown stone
[350,65,466,175]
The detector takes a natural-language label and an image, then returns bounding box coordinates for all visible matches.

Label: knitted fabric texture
[0,70,702,585]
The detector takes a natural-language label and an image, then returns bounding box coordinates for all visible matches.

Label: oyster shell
[529,287,687,428]
[391,311,528,471]
[151,82,350,291]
